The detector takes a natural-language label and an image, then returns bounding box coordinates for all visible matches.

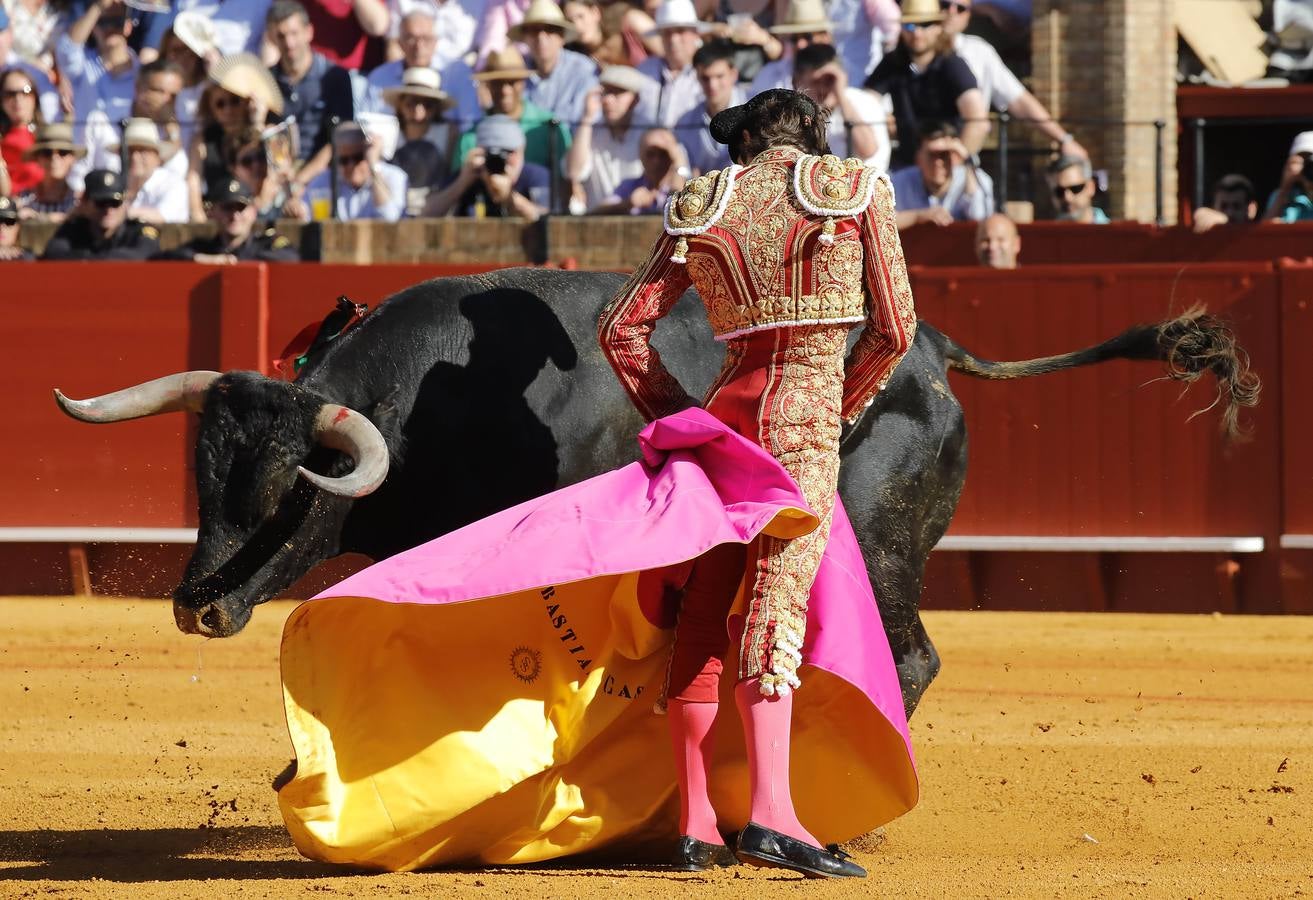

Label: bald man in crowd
[976,213,1020,269]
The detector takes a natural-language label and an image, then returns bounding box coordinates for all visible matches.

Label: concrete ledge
[935,535,1265,553]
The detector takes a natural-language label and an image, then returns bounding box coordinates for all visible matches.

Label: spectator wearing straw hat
[16,122,82,221]
[791,43,887,169]
[456,46,572,172]
[939,0,1088,161]
[382,66,458,214]
[0,195,32,260]
[363,10,480,131]
[301,120,408,220]
[427,113,551,219]
[565,64,652,211]
[186,52,281,219]
[674,40,741,177]
[747,0,832,94]
[514,0,598,126]
[637,0,707,128]
[864,0,987,169]
[114,116,190,224]
[55,0,139,137]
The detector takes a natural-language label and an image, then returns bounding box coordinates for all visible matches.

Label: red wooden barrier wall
[0,259,1303,613]
[898,221,1313,268]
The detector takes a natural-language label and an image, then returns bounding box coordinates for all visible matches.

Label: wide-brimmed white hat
[769,0,833,34]
[172,10,217,59]
[645,0,709,36]
[598,65,654,95]
[109,117,179,156]
[209,52,285,115]
[381,67,456,110]
[507,0,579,43]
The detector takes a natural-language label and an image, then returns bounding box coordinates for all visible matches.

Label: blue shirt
[55,36,138,140]
[673,88,744,176]
[890,162,994,222]
[272,53,355,160]
[525,49,598,127]
[305,161,410,221]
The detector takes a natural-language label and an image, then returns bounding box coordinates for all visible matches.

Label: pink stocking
[668,698,723,844]
[734,677,819,847]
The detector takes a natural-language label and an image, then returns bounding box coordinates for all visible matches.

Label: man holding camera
[426,115,551,220]
[1264,132,1313,223]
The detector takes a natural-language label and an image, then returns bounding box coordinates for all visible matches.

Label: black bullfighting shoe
[734,822,867,878]
[671,835,739,871]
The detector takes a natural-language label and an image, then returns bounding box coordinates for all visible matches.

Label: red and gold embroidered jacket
[597,145,917,424]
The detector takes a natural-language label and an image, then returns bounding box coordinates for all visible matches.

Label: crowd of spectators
[0,0,1305,262]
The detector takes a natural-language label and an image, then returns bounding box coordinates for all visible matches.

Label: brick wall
[1031,0,1178,224]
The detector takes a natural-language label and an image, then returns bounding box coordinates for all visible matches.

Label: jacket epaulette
[663,165,743,263]
[793,154,880,243]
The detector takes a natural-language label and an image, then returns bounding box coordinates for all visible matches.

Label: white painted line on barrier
[1279,534,1313,550]
[0,527,199,544]
[935,535,1265,553]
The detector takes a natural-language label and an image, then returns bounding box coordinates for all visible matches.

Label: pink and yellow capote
[277,408,919,871]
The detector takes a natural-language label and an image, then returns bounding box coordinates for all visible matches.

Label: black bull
[55,268,1259,715]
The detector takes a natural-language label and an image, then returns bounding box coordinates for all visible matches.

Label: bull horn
[53,371,223,423]
[297,404,390,498]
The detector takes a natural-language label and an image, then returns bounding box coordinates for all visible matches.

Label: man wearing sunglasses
[0,196,33,261]
[57,0,140,137]
[156,177,300,263]
[938,0,1088,160]
[41,168,162,259]
[17,122,82,222]
[1047,155,1108,224]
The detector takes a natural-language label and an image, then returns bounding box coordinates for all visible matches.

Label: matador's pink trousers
[664,323,848,846]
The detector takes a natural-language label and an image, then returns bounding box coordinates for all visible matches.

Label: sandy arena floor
[0,597,1310,899]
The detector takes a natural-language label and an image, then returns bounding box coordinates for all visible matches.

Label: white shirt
[69,112,189,194]
[305,161,410,221]
[387,0,477,69]
[636,58,704,128]
[826,86,889,172]
[575,121,645,210]
[953,34,1024,112]
[130,165,191,223]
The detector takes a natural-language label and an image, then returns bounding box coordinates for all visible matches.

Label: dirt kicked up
[1,597,1310,899]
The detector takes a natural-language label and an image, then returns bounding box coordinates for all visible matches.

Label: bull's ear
[366,386,406,461]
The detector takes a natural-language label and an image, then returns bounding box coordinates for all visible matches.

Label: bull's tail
[940,306,1261,440]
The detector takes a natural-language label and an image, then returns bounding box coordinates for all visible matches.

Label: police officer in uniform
[41,170,162,261]
[156,178,300,263]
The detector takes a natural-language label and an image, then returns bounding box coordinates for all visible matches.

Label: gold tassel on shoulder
[819,217,836,245]
[670,236,689,264]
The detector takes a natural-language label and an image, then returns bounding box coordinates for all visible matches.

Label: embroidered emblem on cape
[793,155,880,244]
[664,165,743,264]
[510,646,542,683]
